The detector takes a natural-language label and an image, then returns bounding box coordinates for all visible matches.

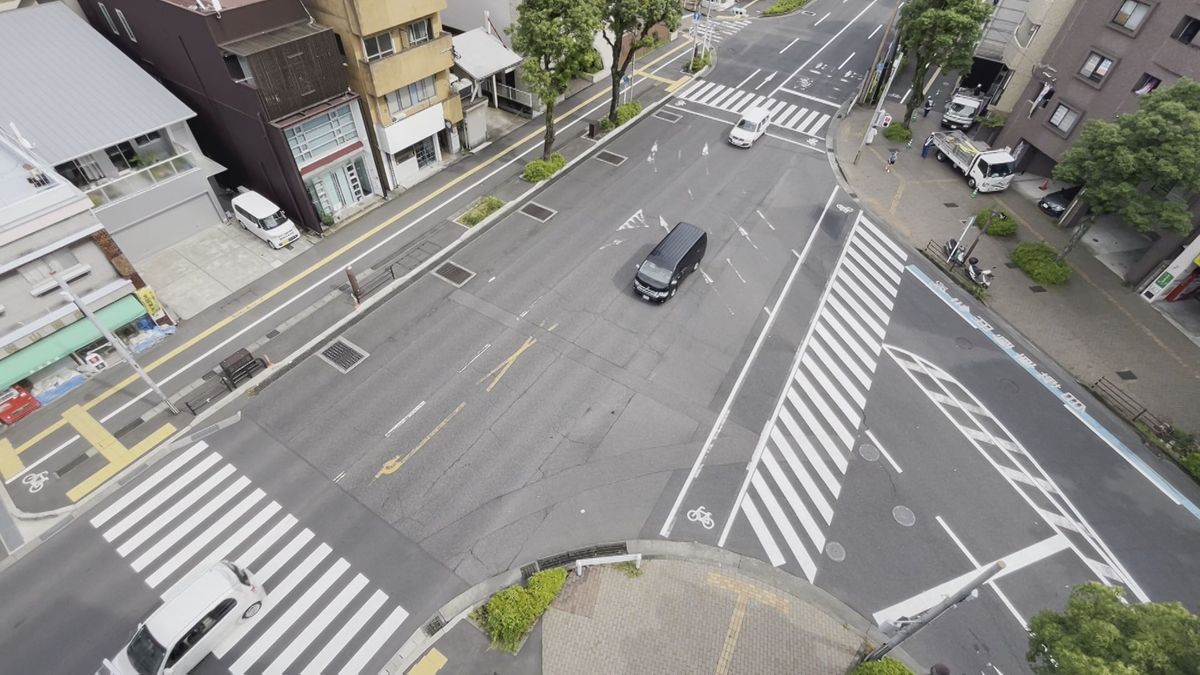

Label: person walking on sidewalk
[923,97,933,117]
[921,133,935,159]
[885,149,898,173]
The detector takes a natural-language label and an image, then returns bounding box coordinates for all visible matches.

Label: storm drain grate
[1116,370,1138,381]
[519,202,557,223]
[653,110,682,124]
[432,260,476,288]
[1029,285,1047,293]
[943,202,959,208]
[595,150,628,166]
[424,615,447,636]
[55,453,90,478]
[319,338,369,373]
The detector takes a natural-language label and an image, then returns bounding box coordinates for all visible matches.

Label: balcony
[363,33,454,98]
[85,152,197,208]
[356,0,445,37]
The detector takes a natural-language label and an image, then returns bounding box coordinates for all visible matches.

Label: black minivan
[633,221,707,302]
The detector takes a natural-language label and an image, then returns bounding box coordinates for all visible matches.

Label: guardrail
[1091,376,1172,438]
[86,151,197,207]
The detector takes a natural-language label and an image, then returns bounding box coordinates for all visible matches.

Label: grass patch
[471,568,568,652]
[1131,421,1200,483]
[459,195,505,226]
[614,561,642,578]
[920,247,990,301]
[600,101,643,132]
[687,50,712,73]
[882,124,912,143]
[763,0,808,16]
[850,658,915,675]
[978,207,1017,237]
[1011,242,1071,285]
[522,152,566,182]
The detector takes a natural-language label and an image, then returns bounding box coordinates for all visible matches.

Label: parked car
[231,190,301,249]
[633,222,707,302]
[1038,185,1081,219]
[728,107,770,148]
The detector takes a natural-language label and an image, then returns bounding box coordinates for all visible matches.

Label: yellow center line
[374,401,466,480]
[478,336,537,393]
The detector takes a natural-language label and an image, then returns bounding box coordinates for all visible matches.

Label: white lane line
[756,209,776,231]
[864,429,902,474]
[148,489,267,588]
[160,505,285,597]
[837,51,856,70]
[780,37,800,54]
[770,430,834,522]
[740,497,786,566]
[385,400,427,438]
[103,453,221,541]
[457,343,492,374]
[265,573,369,675]
[726,258,747,283]
[243,522,308,582]
[814,11,831,26]
[868,24,882,39]
[872,534,1070,628]
[777,407,841,496]
[116,465,236,557]
[301,590,389,675]
[998,465,1058,494]
[132,476,251,571]
[217,542,332,658]
[752,472,818,580]
[772,0,878,98]
[234,558,352,674]
[777,88,841,108]
[755,72,777,90]
[800,354,861,429]
[735,68,761,90]
[339,605,411,675]
[935,516,1028,629]
[762,450,826,549]
[660,185,840,538]
[91,442,208,528]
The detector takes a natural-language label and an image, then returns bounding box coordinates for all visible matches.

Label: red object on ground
[0,385,40,426]
[1039,178,1049,190]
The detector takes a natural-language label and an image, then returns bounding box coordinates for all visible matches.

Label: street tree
[1027,582,1200,675]
[600,0,682,124]
[510,0,604,158]
[1053,78,1200,259]
[896,0,992,129]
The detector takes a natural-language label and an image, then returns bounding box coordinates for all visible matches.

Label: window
[407,19,432,46]
[114,8,136,42]
[1133,72,1162,95]
[1171,15,1200,44]
[385,76,437,118]
[334,33,345,57]
[134,131,161,145]
[54,157,105,187]
[105,141,138,172]
[1112,0,1150,31]
[363,32,394,62]
[1048,103,1080,133]
[97,2,118,33]
[1079,52,1115,83]
[284,104,359,163]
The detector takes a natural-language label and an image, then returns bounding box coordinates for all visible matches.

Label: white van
[101,562,266,675]
[728,107,770,148]
[231,190,301,249]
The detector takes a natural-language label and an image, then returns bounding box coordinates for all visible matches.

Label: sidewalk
[832,104,1200,429]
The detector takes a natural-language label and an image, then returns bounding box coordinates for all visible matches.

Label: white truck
[941,89,988,130]
[930,130,1015,192]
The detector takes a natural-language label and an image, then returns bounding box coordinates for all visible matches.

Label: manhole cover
[955,337,974,350]
[825,541,846,562]
[859,443,880,461]
[1116,369,1138,381]
[595,150,627,166]
[1030,285,1047,293]
[943,202,959,208]
[893,505,916,527]
[1000,378,1019,394]
[433,260,475,288]
[653,110,682,124]
[520,202,557,222]
[319,338,368,373]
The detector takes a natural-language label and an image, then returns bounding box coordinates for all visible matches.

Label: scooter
[942,239,967,267]
[966,257,994,288]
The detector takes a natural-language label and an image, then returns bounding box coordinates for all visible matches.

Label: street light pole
[56,276,179,415]
[853,50,903,164]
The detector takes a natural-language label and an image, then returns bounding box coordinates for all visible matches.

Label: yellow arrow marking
[374,402,466,480]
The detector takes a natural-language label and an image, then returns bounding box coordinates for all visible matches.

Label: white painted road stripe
[688,82,717,101]
[810,114,831,133]
[784,107,811,128]
[730,93,756,113]
[801,354,861,428]
[266,573,370,675]
[302,590,388,675]
[858,216,909,260]
[796,110,821,133]
[339,605,411,675]
[808,341,866,408]
[856,227,907,272]
[777,104,798,123]
[834,276,889,325]
[788,389,851,469]
[762,450,825,549]
[777,407,841,495]
[103,453,222,541]
[724,91,750,111]
[253,527,313,585]
[830,286,886,339]
[822,311,878,369]
[698,84,728,104]
[770,429,834,522]
[792,373,857,449]
[116,465,236,557]
[741,495,787,567]
[148,490,268,588]
[752,472,817,581]
[839,256,896,310]
[132,476,251,571]
[710,87,739,107]
[814,325,871,389]
[865,429,903,474]
[91,442,208,528]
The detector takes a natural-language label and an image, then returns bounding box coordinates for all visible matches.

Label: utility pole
[853,49,903,164]
[865,561,1006,662]
[57,276,179,415]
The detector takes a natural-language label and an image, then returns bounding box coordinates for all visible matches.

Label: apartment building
[303,0,464,191]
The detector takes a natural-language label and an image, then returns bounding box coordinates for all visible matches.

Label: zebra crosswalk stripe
[302,591,388,675]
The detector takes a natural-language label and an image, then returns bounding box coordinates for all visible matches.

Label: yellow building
[305,0,464,191]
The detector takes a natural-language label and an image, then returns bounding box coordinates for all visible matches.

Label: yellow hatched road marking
[407,648,447,675]
[66,422,175,502]
[478,337,537,393]
[0,439,22,480]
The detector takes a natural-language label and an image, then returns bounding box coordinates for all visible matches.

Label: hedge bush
[849,658,915,675]
[1182,452,1200,482]
[616,101,642,125]
[979,207,1017,237]
[688,50,712,73]
[882,124,912,143]
[460,196,505,226]
[1011,242,1072,286]
[763,0,808,16]
[522,152,566,182]
[473,567,568,652]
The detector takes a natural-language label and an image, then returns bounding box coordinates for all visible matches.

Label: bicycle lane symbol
[22,471,50,494]
[687,505,715,530]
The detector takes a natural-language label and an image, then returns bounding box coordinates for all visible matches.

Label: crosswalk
[673,81,832,138]
[725,214,907,580]
[691,17,751,46]
[89,441,410,674]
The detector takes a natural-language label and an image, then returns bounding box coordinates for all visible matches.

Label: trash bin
[588,119,601,139]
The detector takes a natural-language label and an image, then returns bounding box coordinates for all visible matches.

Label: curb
[382,539,919,675]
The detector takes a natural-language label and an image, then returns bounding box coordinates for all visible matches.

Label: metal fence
[1091,376,1173,438]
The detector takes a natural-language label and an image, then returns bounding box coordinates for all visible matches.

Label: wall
[247,29,349,121]
[993,0,1081,112]
[95,169,220,260]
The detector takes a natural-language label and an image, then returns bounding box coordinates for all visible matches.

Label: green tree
[896,0,992,129]
[510,0,604,158]
[600,0,682,124]
[1053,78,1200,259]
[1027,582,1200,675]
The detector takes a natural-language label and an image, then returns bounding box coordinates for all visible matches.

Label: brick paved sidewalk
[833,104,1200,429]
[543,559,866,675]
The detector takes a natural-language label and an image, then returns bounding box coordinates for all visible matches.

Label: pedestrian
[921,133,934,158]
[885,150,898,173]
[923,97,933,117]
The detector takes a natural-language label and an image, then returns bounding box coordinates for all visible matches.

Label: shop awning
[452,29,522,81]
[0,295,147,389]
